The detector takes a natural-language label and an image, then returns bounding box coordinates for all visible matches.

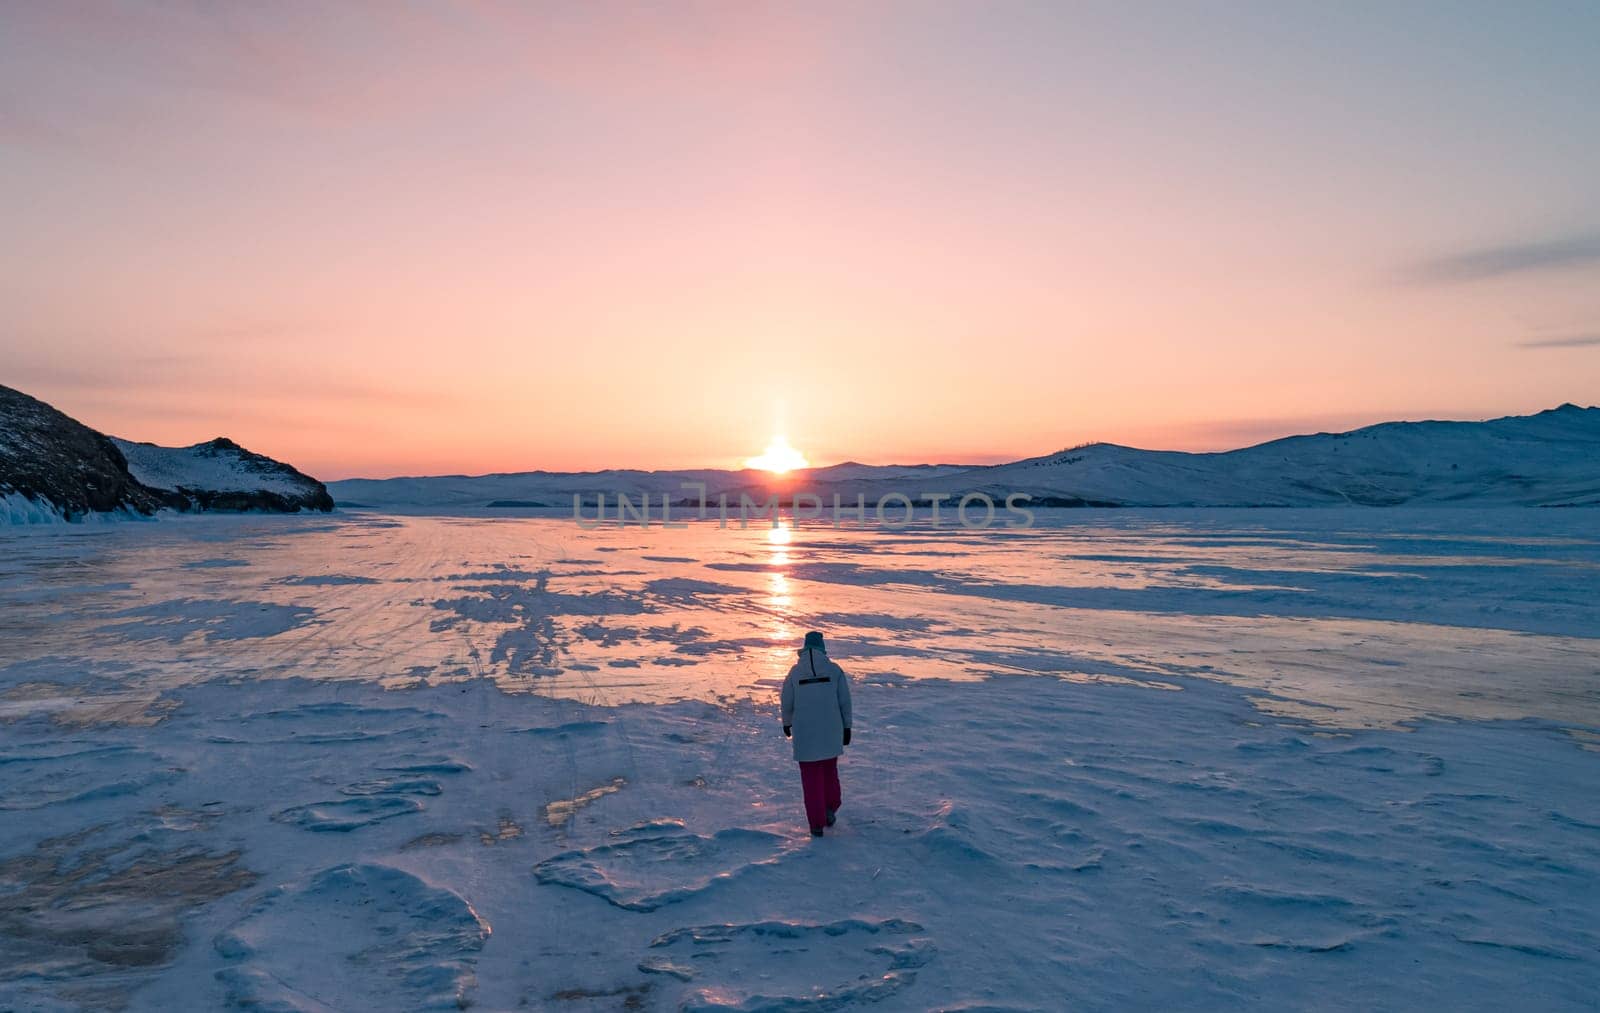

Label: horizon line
[323,401,1595,484]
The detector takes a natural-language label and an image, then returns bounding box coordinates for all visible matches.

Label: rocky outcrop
[1,384,334,521]
[0,385,166,519]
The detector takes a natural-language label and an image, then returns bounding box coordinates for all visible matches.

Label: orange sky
[2,3,1597,479]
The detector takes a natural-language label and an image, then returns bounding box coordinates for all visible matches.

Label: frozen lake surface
[2,509,1597,1009]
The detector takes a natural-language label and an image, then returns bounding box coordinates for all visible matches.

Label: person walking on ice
[781,630,853,837]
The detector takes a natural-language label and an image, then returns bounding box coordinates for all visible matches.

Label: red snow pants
[798,757,842,831]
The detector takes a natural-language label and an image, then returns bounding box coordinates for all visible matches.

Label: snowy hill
[913,404,1600,507]
[328,405,1600,510]
[113,437,334,514]
[1,384,333,523]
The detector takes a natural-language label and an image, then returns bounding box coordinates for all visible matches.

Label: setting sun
[744,435,809,474]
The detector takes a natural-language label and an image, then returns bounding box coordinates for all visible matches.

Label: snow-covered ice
[1,509,1597,1010]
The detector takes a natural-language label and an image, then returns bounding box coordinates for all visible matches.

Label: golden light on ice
[745,435,809,474]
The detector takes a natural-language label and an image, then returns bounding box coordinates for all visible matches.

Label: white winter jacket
[780,649,853,763]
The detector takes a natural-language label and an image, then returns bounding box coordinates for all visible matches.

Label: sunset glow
[0,5,1595,479]
[745,436,809,475]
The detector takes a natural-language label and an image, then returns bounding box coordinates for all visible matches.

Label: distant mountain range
[1,385,333,523]
[331,404,1600,510]
[6,384,1596,523]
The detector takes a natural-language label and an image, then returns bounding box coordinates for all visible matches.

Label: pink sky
[2,3,1597,479]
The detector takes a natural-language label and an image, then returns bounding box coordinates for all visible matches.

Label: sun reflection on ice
[764,525,798,681]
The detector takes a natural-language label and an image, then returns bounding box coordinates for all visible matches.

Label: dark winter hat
[802,631,826,652]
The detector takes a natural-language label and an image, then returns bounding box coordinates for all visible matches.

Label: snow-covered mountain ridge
[911,403,1600,507]
[330,404,1600,510]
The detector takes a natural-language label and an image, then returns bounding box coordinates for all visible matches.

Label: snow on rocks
[0,385,166,521]
[1,384,334,523]
[113,437,335,514]
[1,490,70,524]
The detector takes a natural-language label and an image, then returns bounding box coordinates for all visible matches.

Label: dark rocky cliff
[1,384,334,520]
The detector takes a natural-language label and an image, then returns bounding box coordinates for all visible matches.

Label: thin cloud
[4,353,460,407]
[1403,233,1600,284]
[1518,334,1600,349]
